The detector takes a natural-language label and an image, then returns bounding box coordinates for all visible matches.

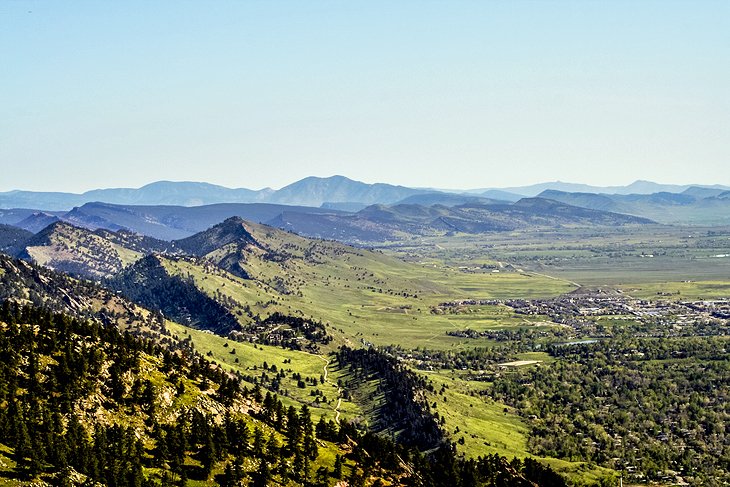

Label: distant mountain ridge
[495,180,730,197]
[3,176,730,237]
[6,200,654,281]
[272,198,654,243]
[0,181,272,210]
[4,175,727,211]
[538,189,730,225]
[265,175,423,206]
[1,201,350,240]
[14,211,61,233]
[0,176,424,211]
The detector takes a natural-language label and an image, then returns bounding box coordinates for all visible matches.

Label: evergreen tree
[15,419,40,478]
[333,454,344,479]
[300,404,318,459]
[252,459,271,487]
[252,426,266,458]
[200,432,217,479]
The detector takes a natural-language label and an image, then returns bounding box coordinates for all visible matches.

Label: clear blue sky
[2,1,728,192]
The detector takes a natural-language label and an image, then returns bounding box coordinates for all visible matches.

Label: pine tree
[266,432,280,463]
[15,419,40,479]
[333,454,344,479]
[285,405,301,454]
[252,458,270,487]
[221,462,234,487]
[293,449,306,481]
[300,404,318,459]
[252,426,266,458]
[200,432,216,479]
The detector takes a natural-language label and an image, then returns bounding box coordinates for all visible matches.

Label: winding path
[316,354,344,424]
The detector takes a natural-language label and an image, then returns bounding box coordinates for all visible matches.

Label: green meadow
[162,243,574,351]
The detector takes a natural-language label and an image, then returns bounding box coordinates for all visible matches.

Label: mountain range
[0,200,653,282]
[0,176,424,211]
[0,196,654,245]
[3,175,728,211]
[1,201,348,240]
[3,176,730,247]
[492,180,730,197]
[538,187,730,225]
[270,198,653,243]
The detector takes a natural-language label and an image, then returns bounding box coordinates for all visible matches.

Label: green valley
[2,215,729,486]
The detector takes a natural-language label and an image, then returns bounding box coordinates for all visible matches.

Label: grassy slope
[166,321,362,425]
[419,366,616,484]
[159,222,574,350]
[167,320,616,483]
[159,226,614,480]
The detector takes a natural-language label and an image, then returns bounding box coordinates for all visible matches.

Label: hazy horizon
[3,1,728,192]
[1,174,728,196]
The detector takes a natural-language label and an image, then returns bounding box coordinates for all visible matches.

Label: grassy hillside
[0,302,371,487]
[151,219,574,349]
[418,368,617,485]
[19,222,143,279]
[165,321,362,426]
[0,300,569,487]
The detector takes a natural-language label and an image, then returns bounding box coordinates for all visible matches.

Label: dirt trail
[316,354,344,423]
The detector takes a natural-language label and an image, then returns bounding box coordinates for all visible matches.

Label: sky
[1,0,729,192]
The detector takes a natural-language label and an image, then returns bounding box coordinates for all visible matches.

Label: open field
[379,226,730,289]
[618,280,730,300]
